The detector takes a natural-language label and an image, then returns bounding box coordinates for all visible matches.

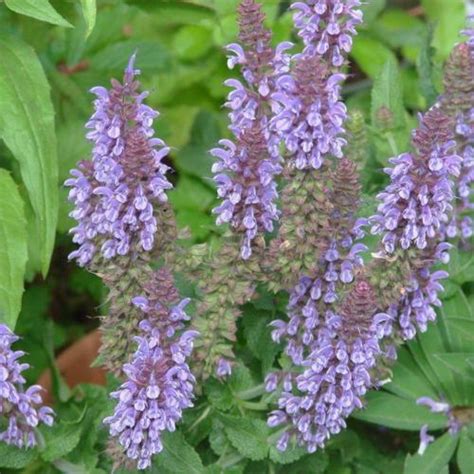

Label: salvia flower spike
[211,0,291,260]
[291,0,363,67]
[0,324,54,448]
[104,269,198,470]
[268,280,383,453]
[66,53,172,267]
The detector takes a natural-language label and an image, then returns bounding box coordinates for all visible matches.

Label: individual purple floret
[417,396,462,436]
[104,283,198,470]
[291,0,363,67]
[212,0,292,260]
[66,54,172,267]
[0,324,54,448]
[268,281,384,452]
[215,358,232,379]
[417,425,435,455]
[271,55,347,169]
[370,108,462,253]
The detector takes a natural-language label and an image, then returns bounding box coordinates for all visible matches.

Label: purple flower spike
[291,0,363,67]
[0,324,54,448]
[105,279,197,470]
[66,54,172,267]
[269,281,382,453]
[271,56,347,169]
[370,107,461,253]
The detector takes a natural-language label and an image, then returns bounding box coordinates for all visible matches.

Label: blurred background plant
[0,0,473,473]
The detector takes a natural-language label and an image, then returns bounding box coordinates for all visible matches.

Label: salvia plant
[0,0,473,473]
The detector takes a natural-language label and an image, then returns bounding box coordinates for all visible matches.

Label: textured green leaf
[404,432,459,474]
[421,0,465,59]
[360,0,385,24]
[80,0,97,37]
[4,0,72,27]
[0,36,58,276]
[0,171,28,329]
[153,431,205,474]
[457,429,474,474]
[41,420,83,462]
[417,25,438,107]
[219,414,269,461]
[352,32,397,79]
[0,443,38,468]
[353,391,447,431]
[433,353,474,381]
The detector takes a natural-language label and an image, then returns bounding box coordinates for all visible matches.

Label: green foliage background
[0,0,473,473]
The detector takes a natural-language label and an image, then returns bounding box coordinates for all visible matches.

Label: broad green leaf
[447,248,474,286]
[352,32,397,79]
[385,346,438,400]
[219,414,269,461]
[370,56,409,163]
[404,432,459,474]
[153,431,205,474]
[4,0,72,27]
[173,25,214,61]
[421,0,465,59]
[89,40,172,73]
[41,418,84,462]
[353,391,447,431]
[80,0,97,37]
[0,171,27,329]
[417,25,439,107]
[0,36,58,276]
[360,0,385,24]
[433,353,474,382]
[0,443,38,468]
[457,429,474,474]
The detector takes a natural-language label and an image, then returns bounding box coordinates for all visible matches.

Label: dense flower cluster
[0,325,54,448]
[212,0,291,259]
[291,0,363,66]
[104,269,198,470]
[371,108,461,253]
[66,54,172,267]
[271,55,347,170]
[268,281,386,452]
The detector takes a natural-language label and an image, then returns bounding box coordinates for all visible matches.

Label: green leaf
[457,429,474,474]
[433,353,474,381]
[4,0,72,27]
[404,432,459,474]
[421,0,465,59]
[417,25,438,107]
[173,25,214,61]
[269,444,307,465]
[80,0,97,37]
[353,391,447,431]
[0,36,58,276]
[352,32,397,79]
[153,431,205,474]
[0,171,27,329]
[219,414,269,461]
[41,419,84,462]
[360,0,385,24]
[0,443,38,468]
[370,56,409,163]
[89,40,172,73]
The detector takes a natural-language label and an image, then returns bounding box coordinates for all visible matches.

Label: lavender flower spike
[66,53,172,267]
[212,0,291,259]
[291,0,363,67]
[104,269,198,470]
[269,281,383,453]
[370,107,462,253]
[271,55,347,170]
[0,324,54,448]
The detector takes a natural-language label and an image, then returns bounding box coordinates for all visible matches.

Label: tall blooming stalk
[0,325,54,448]
[370,107,461,340]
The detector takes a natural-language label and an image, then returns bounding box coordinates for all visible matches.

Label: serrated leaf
[80,0,97,37]
[4,0,72,27]
[219,414,269,461]
[41,421,83,462]
[353,391,447,431]
[0,443,38,468]
[0,171,28,329]
[269,444,307,465]
[0,36,58,276]
[457,429,474,474]
[153,431,205,474]
[404,432,459,474]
